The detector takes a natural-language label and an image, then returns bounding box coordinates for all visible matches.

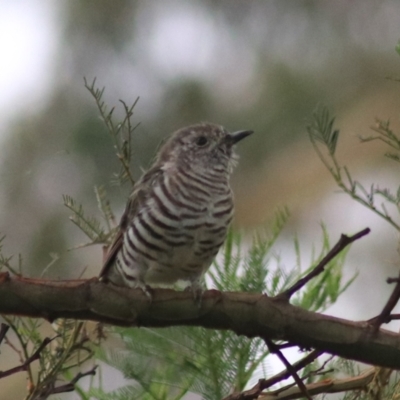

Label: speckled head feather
[157,122,252,173]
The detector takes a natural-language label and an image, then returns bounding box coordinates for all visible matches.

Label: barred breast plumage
[99,122,253,293]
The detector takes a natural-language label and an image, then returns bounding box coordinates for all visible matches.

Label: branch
[258,367,376,400]
[278,228,370,300]
[369,271,400,332]
[1,273,400,369]
[264,339,312,400]
[47,365,98,395]
[224,350,323,400]
[376,313,400,322]
[0,336,55,379]
[0,323,9,345]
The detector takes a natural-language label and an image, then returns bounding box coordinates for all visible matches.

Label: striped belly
[116,171,233,287]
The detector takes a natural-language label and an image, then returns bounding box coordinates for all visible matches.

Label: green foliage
[307,105,339,156]
[89,208,354,400]
[308,105,400,232]
[60,80,143,250]
[84,78,140,187]
[63,194,109,246]
[95,185,117,232]
[305,89,400,399]
[209,207,292,294]
[396,40,400,56]
[292,224,357,313]
[0,235,21,275]
[1,313,96,400]
[361,118,400,157]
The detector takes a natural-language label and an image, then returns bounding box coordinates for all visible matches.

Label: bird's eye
[196,136,208,146]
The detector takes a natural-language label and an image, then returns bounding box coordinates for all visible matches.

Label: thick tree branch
[1,272,400,369]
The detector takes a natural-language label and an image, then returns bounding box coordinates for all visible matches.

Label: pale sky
[0,0,60,135]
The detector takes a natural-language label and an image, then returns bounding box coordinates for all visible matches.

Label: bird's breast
[122,171,234,284]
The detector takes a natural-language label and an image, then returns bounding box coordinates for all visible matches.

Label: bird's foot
[135,280,153,300]
[185,281,205,308]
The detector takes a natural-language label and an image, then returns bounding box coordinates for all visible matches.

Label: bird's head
[158,123,253,173]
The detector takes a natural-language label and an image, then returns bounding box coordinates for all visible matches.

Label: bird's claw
[185,283,205,308]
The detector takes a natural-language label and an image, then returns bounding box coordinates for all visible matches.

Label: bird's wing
[99,166,163,280]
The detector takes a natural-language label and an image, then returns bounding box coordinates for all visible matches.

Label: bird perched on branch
[99,122,253,296]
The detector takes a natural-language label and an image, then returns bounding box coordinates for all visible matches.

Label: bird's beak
[229,130,254,144]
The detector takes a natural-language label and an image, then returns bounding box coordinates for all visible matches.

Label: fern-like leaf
[63,195,107,244]
[307,104,340,155]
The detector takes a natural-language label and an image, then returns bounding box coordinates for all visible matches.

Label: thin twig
[368,271,400,332]
[277,228,370,301]
[264,338,312,400]
[48,365,98,394]
[3,335,24,364]
[0,336,56,379]
[257,367,376,400]
[0,323,9,345]
[301,354,334,379]
[223,349,322,400]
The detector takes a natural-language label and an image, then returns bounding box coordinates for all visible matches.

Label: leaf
[94,185,116,231]
[396,40,400,56]
[63,195,107,243]
[307,104,340,155]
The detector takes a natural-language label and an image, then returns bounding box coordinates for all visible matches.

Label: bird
[99,122,253,296]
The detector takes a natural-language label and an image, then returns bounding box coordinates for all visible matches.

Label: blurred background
[1,0,400,397]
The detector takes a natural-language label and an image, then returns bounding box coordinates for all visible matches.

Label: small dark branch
[264,338,312,400]
[303,354,334,378]
[273,342,299,350]
[378,314,400,322]
[369,271,400,332]
[258,367,376,400]
[4,336,25,364]
[0,323,9,345]
[223,349,322,400]
[302,367,335,383]
[266,350,324,388]
[277,228,370,301]
[387,277,400,284]
[0,336,55,379]
[49,365,98,395]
